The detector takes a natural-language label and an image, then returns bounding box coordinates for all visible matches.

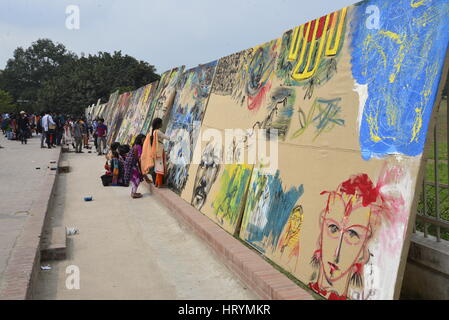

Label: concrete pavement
[33,149,257,299]
[0,134,60,295]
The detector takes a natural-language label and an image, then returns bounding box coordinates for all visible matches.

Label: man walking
[92,118,98,151]
[55,113,64,146]
[18,111,29,144]
[96,118,108,155]
[38,112,45,148]
[72,119,83,153]
[80,118,89,149]
[41,111,56,149]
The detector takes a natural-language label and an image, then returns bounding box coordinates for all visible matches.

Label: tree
[0,90,17,113]
[0,39,160,116]
[0,39,77,111]
[37,51,160,115]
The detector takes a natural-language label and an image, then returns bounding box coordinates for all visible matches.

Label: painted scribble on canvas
[352,0,449,160]
[210,164,253,232]
[191,140,222,211]
[165,61,217,194]
[240,170,304,254]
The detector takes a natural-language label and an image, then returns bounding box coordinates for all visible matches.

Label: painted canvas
[238,0,449,300]
[181,126,254,234]
[164,61,218,195]
[126,82,159,143]
[141,67,184,135]
[115,82,158,144]
[103,91,120,128]
[107,91,132,146]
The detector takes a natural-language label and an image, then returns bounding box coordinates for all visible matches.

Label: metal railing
[415,77,449,242]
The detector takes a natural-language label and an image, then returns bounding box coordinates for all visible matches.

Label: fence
[415,77,449,242]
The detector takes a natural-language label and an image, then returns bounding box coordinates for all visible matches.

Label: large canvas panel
[239,144,422,299]
[164,61,218,195]
[238,0,449,300]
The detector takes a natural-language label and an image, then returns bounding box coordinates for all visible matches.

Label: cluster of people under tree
[101,117,171,199]
[0,111,109,156]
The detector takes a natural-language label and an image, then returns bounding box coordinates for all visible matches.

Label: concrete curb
[145,183,314,300]
[0,147,62,300]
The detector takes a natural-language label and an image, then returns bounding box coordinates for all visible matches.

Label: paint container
[66,227,79,235]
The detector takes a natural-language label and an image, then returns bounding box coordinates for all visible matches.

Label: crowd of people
[1,111,170,199]
[101,117,171,199]
[0,111,109,155]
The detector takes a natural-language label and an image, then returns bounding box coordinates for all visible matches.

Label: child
[111,151,121,186]
[124,135,146,198]
[105,142,121,172]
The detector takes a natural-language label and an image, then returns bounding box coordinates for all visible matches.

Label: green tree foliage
[37,51,159,115]
[0,90,17,113]
[1,39,76,111]
[0,39,160,115]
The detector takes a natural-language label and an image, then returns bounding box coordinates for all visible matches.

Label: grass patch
[426,98,447,161]
[425,161,448,184]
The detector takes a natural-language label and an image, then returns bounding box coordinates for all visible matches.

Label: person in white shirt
[41,111,56,149]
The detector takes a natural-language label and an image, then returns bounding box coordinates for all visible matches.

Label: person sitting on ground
[104,142,121,173]
[110,151,123,186]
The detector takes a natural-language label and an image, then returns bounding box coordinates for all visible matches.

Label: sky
[0,0,358,74]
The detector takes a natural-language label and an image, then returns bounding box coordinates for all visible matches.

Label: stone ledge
[58,160,70,173]
[0,147,62,300]
[40,226,67,261]
[408,232,449,275]
[144,182,314,300]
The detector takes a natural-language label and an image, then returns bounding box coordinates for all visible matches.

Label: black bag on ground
[101,174,113,186]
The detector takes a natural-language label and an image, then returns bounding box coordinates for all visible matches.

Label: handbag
[101,174,113,186]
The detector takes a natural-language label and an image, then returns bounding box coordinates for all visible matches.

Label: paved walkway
[0,134,59,292]
[33,149,257,299]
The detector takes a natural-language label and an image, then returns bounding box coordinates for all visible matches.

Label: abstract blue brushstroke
[351,0,449,160]
[245,170,304,253]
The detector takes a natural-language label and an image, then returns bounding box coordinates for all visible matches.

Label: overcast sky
[0,0,358,73]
